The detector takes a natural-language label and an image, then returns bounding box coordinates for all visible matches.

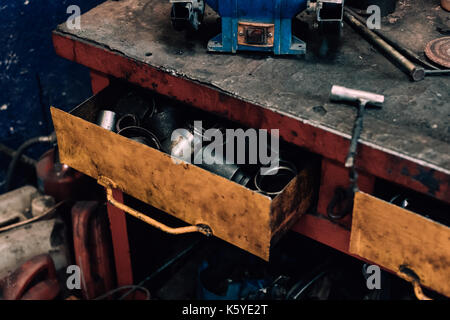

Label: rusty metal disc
[425,37,450,69]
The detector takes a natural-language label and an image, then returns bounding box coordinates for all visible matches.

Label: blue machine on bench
[170,0,344,55]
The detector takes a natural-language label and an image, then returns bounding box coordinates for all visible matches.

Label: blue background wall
[0,0,104,188]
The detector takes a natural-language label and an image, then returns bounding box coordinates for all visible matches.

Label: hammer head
[330,85,385,108]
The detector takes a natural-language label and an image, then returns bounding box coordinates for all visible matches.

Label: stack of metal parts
[96,92,299,197]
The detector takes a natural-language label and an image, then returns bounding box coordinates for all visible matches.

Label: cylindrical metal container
[254,161,297,197]
[116,91,156,123]
[118,126,162,150]
[161,123,206,161]
[194,147,251,186]
[96,110,117,132]
[144,100,187,142]
[116,114,140,132]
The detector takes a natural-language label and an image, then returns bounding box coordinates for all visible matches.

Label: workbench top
[54,0,450,199]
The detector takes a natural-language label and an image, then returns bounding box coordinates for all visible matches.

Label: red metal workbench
[52,0,450,286]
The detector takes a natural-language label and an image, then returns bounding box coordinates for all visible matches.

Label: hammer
[330,85,385,174]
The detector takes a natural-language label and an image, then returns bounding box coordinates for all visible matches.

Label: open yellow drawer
[350,192,450,297]
[50,84,314,261]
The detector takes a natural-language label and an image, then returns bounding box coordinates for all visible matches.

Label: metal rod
[425,69,450,76]
[345,102,367,169]
[345,7,439,71]
[343,10,425,81]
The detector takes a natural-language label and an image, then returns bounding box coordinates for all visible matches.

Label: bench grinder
[170,0,344,55]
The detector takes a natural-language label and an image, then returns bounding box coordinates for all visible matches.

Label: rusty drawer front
[50,85,314,261]
[350,192,450,297]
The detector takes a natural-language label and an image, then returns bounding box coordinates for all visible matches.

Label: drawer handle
[98,176,213,237]
[398,265,432,301]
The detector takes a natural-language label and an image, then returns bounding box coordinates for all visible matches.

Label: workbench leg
[90,70,110,94]
[91,70,133,286]
[106,188,134,287]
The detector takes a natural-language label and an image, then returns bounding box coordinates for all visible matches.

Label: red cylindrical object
[36,148,93,202]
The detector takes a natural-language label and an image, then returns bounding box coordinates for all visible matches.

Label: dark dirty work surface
[56,0,450,170]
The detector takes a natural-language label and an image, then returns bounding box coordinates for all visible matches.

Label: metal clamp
[98,176,212,237]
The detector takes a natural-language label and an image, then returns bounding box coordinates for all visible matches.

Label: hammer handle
[345,102,366,168]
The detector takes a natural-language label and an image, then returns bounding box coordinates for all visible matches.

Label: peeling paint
[412,168,440,196]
